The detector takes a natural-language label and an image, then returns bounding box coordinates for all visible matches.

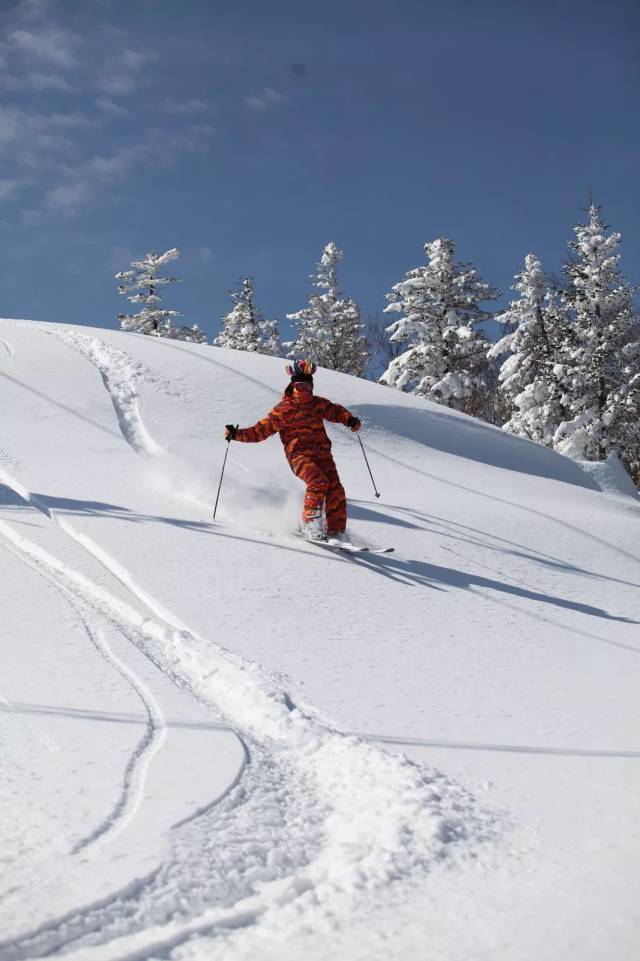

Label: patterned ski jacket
[235,386,353,464]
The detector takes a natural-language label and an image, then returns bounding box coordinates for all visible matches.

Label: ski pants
[290,452,347,534]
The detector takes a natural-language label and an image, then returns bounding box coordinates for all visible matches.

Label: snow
[578,452,640,500]
[1,317,639,961]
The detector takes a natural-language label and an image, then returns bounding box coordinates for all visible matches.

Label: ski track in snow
[0,473,168,855]
[46,330,166,457]
[68,613,167,854]
[0,485,495,959]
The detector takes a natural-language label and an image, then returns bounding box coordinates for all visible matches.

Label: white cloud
[163,122,215,154]
[96,74,138,96]
[186,122,215,138]
[95,47,154,95]
[120,48,149,71]
[0,105,91,172]
[164,97,210,115]
[7,27,81,69]
[83,143,149,181]
[199,245,213,262]
[39,133,192,218]
[26,71,74,91]
[245,86,289,110]
[95,98,129,116]
[0,8,213,222]
[44,180,92,214]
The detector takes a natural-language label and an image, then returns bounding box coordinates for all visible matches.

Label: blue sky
[1,0,638,342]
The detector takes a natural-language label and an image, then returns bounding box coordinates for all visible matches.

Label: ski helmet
[286,359,317,379]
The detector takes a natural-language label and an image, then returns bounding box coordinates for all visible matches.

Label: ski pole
[213,438,231,520]
[357,434,380,499]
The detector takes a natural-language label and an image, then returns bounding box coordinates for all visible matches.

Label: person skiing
[224,359,361,540]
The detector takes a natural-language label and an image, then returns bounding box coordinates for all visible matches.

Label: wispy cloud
[44,180,92,214]
[83,143,150,181]
[245,86,289,111]
[95,98,129,117]
[95,47,155,95]
[7,26,82,68]
[39,123,214,218]
[164,97,210,115]
[0,2,214,221]
[42,143,147,215]
[26,71,74,91]
[0,105,90,162]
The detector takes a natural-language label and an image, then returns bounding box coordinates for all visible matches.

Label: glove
[346,416,361,432]
[224,424,238,441]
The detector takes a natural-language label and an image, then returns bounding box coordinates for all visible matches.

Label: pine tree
[286,242,368,376]
[489,254,570,444]
[553,204,640,468]
[380,238,496,415]
[213,278,280,355]
[116,248,182,336]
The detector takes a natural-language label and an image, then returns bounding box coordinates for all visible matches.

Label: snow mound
[578,452,640,500]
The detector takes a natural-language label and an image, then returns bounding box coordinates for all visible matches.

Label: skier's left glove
[224,424,238,441]
[346,416,361,432]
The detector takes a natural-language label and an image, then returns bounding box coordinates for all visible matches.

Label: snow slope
[1,318,638,961]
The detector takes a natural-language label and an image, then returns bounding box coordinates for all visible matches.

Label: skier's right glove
[224,424,238,441]
[346,416,361,432]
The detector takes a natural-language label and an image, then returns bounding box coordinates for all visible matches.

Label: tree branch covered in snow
[286,242,369,376]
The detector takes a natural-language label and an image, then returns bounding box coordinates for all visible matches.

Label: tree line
[115,202,640,487]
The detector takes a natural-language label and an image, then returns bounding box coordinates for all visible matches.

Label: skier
[224,360,361,540]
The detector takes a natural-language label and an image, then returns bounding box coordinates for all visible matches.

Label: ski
[294,532,394,554]
[327,539,394,554]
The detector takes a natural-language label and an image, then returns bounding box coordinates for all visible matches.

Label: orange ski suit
[234,384,355,534]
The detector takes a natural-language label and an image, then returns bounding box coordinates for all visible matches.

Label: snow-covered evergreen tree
[213,278,280,355]
[553,205,640,467]
[489,254,570,444]
[380,238,496,415]
[286,242,368,376]
[116,248,207,343]
[116,248,182,337]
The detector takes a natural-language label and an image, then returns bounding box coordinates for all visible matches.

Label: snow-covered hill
[1,318,638,961]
